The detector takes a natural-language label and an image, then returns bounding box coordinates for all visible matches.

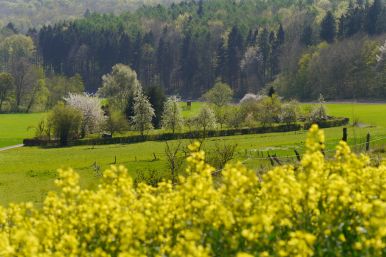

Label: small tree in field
[48,103,82,146]
[280,100,300,125]
[203,82,233,107]
[162,96,184,134]
[132,89,155,136]
[103,110,128,137]
[310,94,327,121]
[195,105,217,137]
[203,82,233,129]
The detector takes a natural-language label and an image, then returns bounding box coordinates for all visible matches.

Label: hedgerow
[1,125,386,256]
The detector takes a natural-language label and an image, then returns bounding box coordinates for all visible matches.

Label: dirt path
[0,144,24,152]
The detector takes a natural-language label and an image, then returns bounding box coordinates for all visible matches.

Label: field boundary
[23,117,349,148]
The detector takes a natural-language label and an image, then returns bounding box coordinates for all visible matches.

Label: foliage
[102,110,128,137]
[256,95,282,126]
[320,11,336,43]
[45,74,84,109]
[162,96,184,134]
[48,103,82,145]
[35,0,386,99]
[97,64,140,112]
[203,82,233,108]
[310,94,328,122]
[278,37,386,100]
[194,105,217,136]
[146,85,166,129]
[377,40,386,69]
[131,88,155,136]
[0,72,13,111]
[64,93,105,137]
[205,142,238,170]
[280,100,300,125]
[1,126,386,256]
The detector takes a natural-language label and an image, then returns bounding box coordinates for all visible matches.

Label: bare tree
[165,141,184,185]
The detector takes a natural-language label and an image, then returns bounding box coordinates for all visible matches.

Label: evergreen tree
[132,33,143,73]
[197,0,204,17]
[226,26,243,93]
[301,25,313,46]
[277,24,285,45]
[180,32,198,97]
[365,0,383,35]
[215,39,227,81]
[257,28,271,84]
[320,11,336,43]
[146,85,166,129]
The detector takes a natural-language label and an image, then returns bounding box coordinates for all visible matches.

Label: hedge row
[304,117,350,130]
[24,124,300,147]
[23,117,349,147]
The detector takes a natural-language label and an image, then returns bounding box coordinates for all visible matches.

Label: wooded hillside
[1,0,385,101]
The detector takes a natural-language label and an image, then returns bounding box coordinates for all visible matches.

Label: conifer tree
[320,11,336,43]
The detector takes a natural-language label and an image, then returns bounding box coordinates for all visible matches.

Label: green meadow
[0,103,385,206]
[0,113,46,148]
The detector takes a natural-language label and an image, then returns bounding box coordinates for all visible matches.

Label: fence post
[294,149,301,162]
[366,132,370,152]
[342,128,348,142]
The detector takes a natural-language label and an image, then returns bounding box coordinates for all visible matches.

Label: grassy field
[325,103,386,127]
[0,103,385,206]
[0,113,46,148]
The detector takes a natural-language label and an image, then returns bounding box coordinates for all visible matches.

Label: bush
[102,110,129,137]
[48,103,82,145]
[304,117,350,129]
[4,126,386,256]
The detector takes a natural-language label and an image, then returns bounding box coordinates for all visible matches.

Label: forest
[0,0,182,30]
[0,0,385,114]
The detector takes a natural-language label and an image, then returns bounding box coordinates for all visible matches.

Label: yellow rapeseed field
[0,125,385,256]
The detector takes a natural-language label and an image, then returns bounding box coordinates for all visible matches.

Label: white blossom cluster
[64,93,105,135]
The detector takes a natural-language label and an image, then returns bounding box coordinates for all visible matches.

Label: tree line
[0,0,385,113]
[37,0,386,99]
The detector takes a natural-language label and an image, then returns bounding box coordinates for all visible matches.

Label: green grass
[180,101,204,118]
[0,125,384,206]
[0,103,385,206]
[325,103,386,127]
[0,113,46,148]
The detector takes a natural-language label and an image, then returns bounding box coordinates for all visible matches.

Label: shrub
[48,103,82,145]
[280,100,300,125]
[103,110,129,137]
[226,105,244,129]
[309,94,328,122]
[256,95,282,126]
[3,125,386,256]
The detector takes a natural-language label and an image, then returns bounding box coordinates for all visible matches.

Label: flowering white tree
[131,88,155,136]
[195,105,217,137]
[162,96,184,134]
[239,93,264,104]
[64,93,105,137]
[310,94,327,121]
